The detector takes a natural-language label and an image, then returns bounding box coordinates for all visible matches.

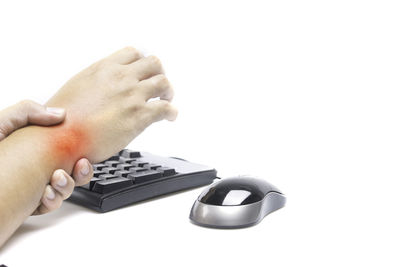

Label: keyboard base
[67,170,217,212]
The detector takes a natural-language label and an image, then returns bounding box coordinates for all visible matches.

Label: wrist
[9,120,92,176]
[47,121,92,169]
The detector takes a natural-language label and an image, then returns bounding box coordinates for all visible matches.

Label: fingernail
[46,107,65,116]
[80,162,90,176]
[46,187,56,200]
[57,172,68,187]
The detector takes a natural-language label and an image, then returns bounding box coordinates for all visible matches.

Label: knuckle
[15,100,39,116]
[63,189,73,200]
[131,102,145,113]
[68,176,76,187]
[157,74,169,86]
[91,59,112,73]
[53,198,63,209]
[132,51,142,59]
[58,186,71,200]
[110,66,127,80]
[98,59,112,70]
[123,46,141,57]
[87,60,105,75]
[163,87,174,101]
[148,55,162,66]
[158,100,171,111]
[150,102,171,122]
[124,97,145,114]
[122,46,136,53]
[0,126,6,139]
[18,99,35,109]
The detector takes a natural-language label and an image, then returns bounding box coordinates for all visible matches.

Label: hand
[32,158,93,215]
[0,100,93,215]
[46,47,178,163]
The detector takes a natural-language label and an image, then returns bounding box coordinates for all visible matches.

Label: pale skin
[0,47,177,247]
[0,100,94,215]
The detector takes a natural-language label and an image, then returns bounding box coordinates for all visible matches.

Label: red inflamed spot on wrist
[49,123,91,162]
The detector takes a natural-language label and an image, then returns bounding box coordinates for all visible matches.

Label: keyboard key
[92,177,133,194]
[118,157,136,164]
[129,162,139,167]
[120,150,141,158]
[81,178,100,191]
[99,174,118,180]
[105,161,120,167]
[102,167,119,174]
[107,155,120,161]
[128,170,163,184]
[116,164,133,170]
[129,167,147,173]
[135,161,149,167]
[115,170,131,178]
[100,155,120,163]
[94,164,108,170]
[89,177,102,190]
[143,164,162,170]
[93,170,107,177]
[70,149,218,212]
[157,167,176,176]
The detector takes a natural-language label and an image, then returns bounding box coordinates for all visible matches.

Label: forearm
[0,120,90,246]
[0,46,176,247]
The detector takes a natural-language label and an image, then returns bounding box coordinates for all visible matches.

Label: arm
[0,47,177,247]
[0,125,75,245]
[0,100,94,216]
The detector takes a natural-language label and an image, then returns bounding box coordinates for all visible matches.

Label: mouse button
[198,178,265,206]
[221,189,262,205]
[240,192,264,205]
[197,186,226,205]
[241,177,280,195]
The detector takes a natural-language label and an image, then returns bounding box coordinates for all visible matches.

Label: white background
[0,0,399,266]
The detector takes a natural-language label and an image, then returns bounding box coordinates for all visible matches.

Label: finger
[50,170,75,200]
[72,158,93,186]
[32,203,50,215]
[106,47,143,65]
[32,185,63,215]
[0,100,66,141]
[129,55,164,81]
[144,100,178,123]
[137,74,174,102]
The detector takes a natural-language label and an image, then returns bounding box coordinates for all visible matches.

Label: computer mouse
[189,176,286,228]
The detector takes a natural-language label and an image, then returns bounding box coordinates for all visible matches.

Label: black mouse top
[197,176,282,206]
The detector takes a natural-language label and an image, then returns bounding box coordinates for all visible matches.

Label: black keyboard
[67,149,217,212]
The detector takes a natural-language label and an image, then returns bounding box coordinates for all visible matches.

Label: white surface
[1,0,400,266]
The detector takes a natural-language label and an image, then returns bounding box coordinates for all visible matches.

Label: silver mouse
[189,176,286,228]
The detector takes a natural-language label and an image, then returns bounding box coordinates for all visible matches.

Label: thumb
[0,100,66,141]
